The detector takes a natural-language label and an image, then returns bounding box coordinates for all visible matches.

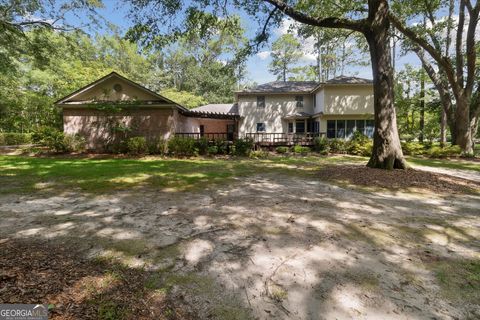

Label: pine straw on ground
[317,164,480,194]
[0,239,190,320]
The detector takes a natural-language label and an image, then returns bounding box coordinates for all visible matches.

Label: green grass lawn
[0,155,365,194]
[1,154,477,195]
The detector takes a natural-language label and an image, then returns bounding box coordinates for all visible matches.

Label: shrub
[401,141,426,156]
[207,145,218,155]
[31,126,60,145]
[313,137,330,154]
[328,139,347,153]
[249,150,269,158]
[126,137,148,155]
[147,137,167,155]
[214,139,229,155]
[194,137,210,155]
[292,145,310,155]
[346,132,372,156]
[168,137,196,157]
[63,134,86,153]
[233,138,254,156]
[32,127,68,153]
[0,133,32,146]
[427,145,462,158]
[275,146,289,154]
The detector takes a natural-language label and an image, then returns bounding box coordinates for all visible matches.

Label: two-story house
[56,72,374,150]
[234,76,374,139]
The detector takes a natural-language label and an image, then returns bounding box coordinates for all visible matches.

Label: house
[234,76,375,140]
[56,72,374,150]
[55,72,239,150]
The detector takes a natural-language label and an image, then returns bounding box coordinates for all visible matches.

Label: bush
[328,139,347,153]
[214,139,229,155]
[292,145,310,155]
[168,137,196,157]
[233,138,254,156]
[249,150,269,159]
[0,133,32,146]
[313,137,330,154]
[63,134,86,153]
[275,146,289,154]
[32,127,68,153]
[427,145,462,158]
[207,145,218,155]
[126,137,148,155]
[401,141,426,156]
[194,137,210,155]
[346,132,372,156]
[147,137,167,155]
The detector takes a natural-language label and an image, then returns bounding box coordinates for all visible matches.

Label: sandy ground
[1,170,480,319]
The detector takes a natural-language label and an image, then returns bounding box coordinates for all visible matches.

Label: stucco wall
[72,77,162,102]
[63,107,176,150]
[237,94,314,135]
[323,85,374,115]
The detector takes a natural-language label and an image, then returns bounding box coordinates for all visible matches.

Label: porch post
[304,119,307,134]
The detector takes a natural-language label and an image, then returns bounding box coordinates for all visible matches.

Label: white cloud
[257,51,271,60]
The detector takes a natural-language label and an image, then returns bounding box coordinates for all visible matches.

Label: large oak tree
[128,0,409,169]
[390,0,480,154]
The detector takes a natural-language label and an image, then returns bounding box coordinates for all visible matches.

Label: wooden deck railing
[175,132,235,141]
[245,132,325,146]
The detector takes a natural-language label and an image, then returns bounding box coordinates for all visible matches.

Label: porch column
[304,119,307,133]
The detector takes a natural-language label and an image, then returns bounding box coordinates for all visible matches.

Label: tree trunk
[419,73,425,143]
[455,97,474,154]
[440,109,446,147]
[365,26,407,169]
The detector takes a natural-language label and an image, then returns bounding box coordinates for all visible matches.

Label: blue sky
[85,0,420,84]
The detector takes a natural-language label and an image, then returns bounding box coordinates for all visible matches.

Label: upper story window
[257,96,265,108]
[295,95,304,108]
[256,122,266,132]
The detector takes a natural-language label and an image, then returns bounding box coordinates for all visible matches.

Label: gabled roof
[325,76,373,85]
[237,81,319,94]
[191,103,238,115]
[237,76,373,95]
[55,72,187,110]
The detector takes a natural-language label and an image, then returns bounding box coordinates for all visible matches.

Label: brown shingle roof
[237,81,319,94]
[325,76,373,84]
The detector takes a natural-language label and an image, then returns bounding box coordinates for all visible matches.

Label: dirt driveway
[1,166,479,319]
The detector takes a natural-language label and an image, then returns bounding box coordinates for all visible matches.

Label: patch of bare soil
[0,239,190,320]
[318,164,480,194]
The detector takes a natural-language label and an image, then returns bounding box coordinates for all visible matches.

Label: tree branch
[263,0,367,33]
[388,12,462,100]
[456,0,466,89]
[464,4,480,97]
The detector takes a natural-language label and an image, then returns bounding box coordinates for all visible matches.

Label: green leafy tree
[126,0,409,169]
[268,34,303,82]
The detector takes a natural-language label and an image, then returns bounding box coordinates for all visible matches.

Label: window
[313,121,320,133]
[295,96,304,108]
[346,120,356,139]
[336,120,345,138]
[326,119,374,139]
[356,120,365,135]
[295,121,305,133]
[288,122,293,133]
[365,120,375,138]
[256,122,266,132]
[327,120,336,138]
[257,96,265,108]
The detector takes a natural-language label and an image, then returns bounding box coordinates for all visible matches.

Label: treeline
[0,24,246,132]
